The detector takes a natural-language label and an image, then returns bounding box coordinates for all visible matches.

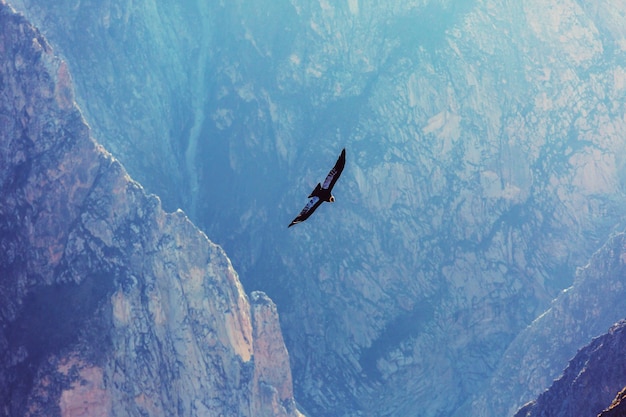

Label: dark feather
[288,196,322,227]
[288,148,345,227]
[322,148,346,191]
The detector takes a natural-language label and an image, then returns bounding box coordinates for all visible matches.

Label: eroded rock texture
[514,321,626,417]
[0,2,300,416]
[473,233,626,416]
[9,0,626,416]
[599,387,626,417]
[251,291,299,417]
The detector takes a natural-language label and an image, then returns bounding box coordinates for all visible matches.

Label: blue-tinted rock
[0,3,300,416]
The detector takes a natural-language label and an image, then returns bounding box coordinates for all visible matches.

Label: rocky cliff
[514,320,626,417]
[9,0,626,416]
[474,233,626,416]
[0,2,300,416]
[599,387,626,417]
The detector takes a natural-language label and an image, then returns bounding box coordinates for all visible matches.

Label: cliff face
[251,291,299,417]
[476,233,626,416]
[513,321,626,417]
[9,0,626,416]
[599,388,626,417]
[0,3,299,416]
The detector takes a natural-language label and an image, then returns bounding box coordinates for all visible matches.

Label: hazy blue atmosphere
[4,0,626,416]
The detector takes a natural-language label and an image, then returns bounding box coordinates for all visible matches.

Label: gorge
[3,0,626,416]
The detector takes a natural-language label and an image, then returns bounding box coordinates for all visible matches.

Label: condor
[288,148,346,228]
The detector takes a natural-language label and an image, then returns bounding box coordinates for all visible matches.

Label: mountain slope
[514,320,626,417]
[9,0,626,416]
[472,233,626,416]
[0,3,300,416]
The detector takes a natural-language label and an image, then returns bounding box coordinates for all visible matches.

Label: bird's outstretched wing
[322,148,346,191]
[288,196,323,228]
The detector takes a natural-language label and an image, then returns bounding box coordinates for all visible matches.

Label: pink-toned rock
[251,291,301,417]
[0,2,301,416]
[58,360,112,417]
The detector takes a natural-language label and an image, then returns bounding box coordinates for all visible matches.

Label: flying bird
[288,148,346,228]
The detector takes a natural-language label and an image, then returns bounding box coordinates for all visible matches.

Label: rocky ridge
[9,0,626,416]
[514,320,626,417]
[475,233,626,416]
[0,2,300,416]
[599,387,626,417]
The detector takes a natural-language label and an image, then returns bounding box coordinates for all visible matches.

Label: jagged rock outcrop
[7,0,210,212]
[471,233,626,416]
[513,321,626,417]
[599,387,626,417]
[9,0,626,416]
[0,2,300,416]
[251,291,299,417]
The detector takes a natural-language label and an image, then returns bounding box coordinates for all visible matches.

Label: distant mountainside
[8,0,626,416]
[0,2,300,416]
[471,233,626,416]
[514,320,626,417]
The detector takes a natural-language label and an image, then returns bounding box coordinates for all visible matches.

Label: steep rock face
[7,0,213,212]
[475,233,626,416]
[9,0,626,416]
[0,3,299,416]
[513,321,626,417]
[251,291,300,417]
[599,387,626,417]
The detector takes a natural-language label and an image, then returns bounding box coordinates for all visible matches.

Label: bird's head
[329,195,335,203]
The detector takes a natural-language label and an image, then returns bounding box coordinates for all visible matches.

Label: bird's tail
[308,183,322,198]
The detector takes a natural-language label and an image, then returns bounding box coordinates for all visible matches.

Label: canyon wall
[8,0,626,416]
[514,320,626,417]
[0,2,300,416]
